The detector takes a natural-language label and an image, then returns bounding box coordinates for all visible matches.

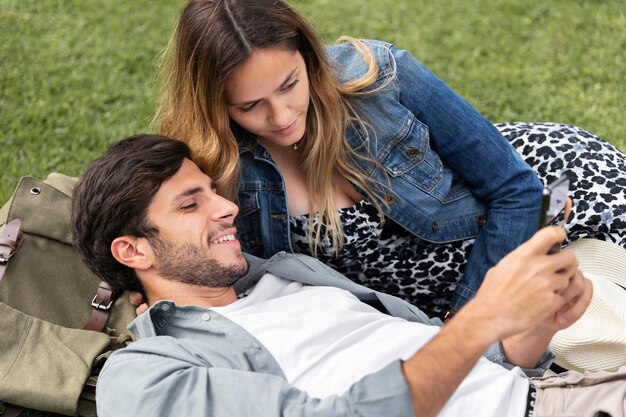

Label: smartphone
[539,174,570,253]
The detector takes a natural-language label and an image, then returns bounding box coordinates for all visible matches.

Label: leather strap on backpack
[0,219,23,283]
[84,280,117,332]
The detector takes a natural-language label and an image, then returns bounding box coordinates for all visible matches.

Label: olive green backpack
[0,174,136,417]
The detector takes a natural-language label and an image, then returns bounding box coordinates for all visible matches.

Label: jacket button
[406,147,419,158]
[477,215,487,226]
[431,222,438,232]
[383,195,394,204]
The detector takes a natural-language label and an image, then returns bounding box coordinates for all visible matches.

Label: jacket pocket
[381,116,443,193]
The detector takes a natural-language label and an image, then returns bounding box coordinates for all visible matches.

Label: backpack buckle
[91,294,114,311]
[0,252,15,264]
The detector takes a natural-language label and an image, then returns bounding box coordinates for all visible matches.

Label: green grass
[0,0,624,415]
[1,0,625,205]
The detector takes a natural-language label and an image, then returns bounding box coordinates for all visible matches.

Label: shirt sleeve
[483,341,555,378]
[389,44,544,309]
[96,345,414,417]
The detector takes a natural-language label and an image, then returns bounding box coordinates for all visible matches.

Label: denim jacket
[96,253,551,417]
[236,40,543,309]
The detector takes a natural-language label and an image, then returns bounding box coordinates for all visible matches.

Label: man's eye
[181,203,197,211]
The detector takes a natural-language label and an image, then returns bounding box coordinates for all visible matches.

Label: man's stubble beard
[149,236,248,288]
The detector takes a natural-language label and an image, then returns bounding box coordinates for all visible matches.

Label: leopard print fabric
[498,122,626,246]
[290,200,473,317]
[290,122,626,318]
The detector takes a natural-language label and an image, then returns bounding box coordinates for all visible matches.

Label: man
[72,134,624,417]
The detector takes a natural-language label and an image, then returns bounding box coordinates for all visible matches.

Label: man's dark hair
[71,134,191,292]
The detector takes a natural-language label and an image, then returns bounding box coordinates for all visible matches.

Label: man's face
[145,159,248,287]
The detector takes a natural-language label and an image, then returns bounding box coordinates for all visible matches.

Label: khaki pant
[531,366,626,416]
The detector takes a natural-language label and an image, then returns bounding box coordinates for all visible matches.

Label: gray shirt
[96,252,552,417]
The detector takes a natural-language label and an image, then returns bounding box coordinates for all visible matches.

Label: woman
[156,0,626,318]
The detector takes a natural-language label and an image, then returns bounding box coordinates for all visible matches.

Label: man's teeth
[212,234,236,244]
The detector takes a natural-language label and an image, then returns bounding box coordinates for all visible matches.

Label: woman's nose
[267,99,291,127]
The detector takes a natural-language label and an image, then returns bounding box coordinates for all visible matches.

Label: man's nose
[210,194,239,220]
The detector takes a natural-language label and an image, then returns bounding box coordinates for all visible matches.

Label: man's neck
[143,279,238,308]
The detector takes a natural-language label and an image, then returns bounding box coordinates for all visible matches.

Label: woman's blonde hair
[155,0,388,255]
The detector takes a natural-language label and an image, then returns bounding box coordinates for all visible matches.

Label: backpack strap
[84,280,117,332]
[0,219,23,283]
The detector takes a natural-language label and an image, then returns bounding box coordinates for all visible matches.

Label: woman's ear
[111,236,154,271]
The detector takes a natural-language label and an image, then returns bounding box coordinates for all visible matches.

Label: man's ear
[111,236,154,271]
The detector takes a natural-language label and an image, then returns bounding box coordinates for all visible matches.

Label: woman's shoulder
[326,39,397,84]
[326,38,393,55]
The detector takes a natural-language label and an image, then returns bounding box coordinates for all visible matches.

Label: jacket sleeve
[389,45,544,309]
[96,343,414,417]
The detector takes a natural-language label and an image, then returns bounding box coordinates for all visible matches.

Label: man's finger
[523,226,567,256]
[556,276,593,325]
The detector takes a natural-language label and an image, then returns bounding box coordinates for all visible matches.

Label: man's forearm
[401,305,498,417]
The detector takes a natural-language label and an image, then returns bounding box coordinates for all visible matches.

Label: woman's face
[225,47,310,148]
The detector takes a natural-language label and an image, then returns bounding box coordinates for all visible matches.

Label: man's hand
[463,226,586,340]
[544,268,592,330]
[501,266,592,368]
[401,225,592,417]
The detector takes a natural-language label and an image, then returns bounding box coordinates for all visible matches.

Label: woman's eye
[284,79,299,91]
[181,203,197,211]
[240,103,257,113]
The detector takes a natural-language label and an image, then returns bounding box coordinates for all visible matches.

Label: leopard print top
[290,199,471,317]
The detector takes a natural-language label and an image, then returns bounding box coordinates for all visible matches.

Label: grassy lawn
[0,0,624,415]
[1,0,625,205]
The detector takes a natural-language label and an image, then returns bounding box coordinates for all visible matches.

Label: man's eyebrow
[171,187,203,204]
[229,67,299,106]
